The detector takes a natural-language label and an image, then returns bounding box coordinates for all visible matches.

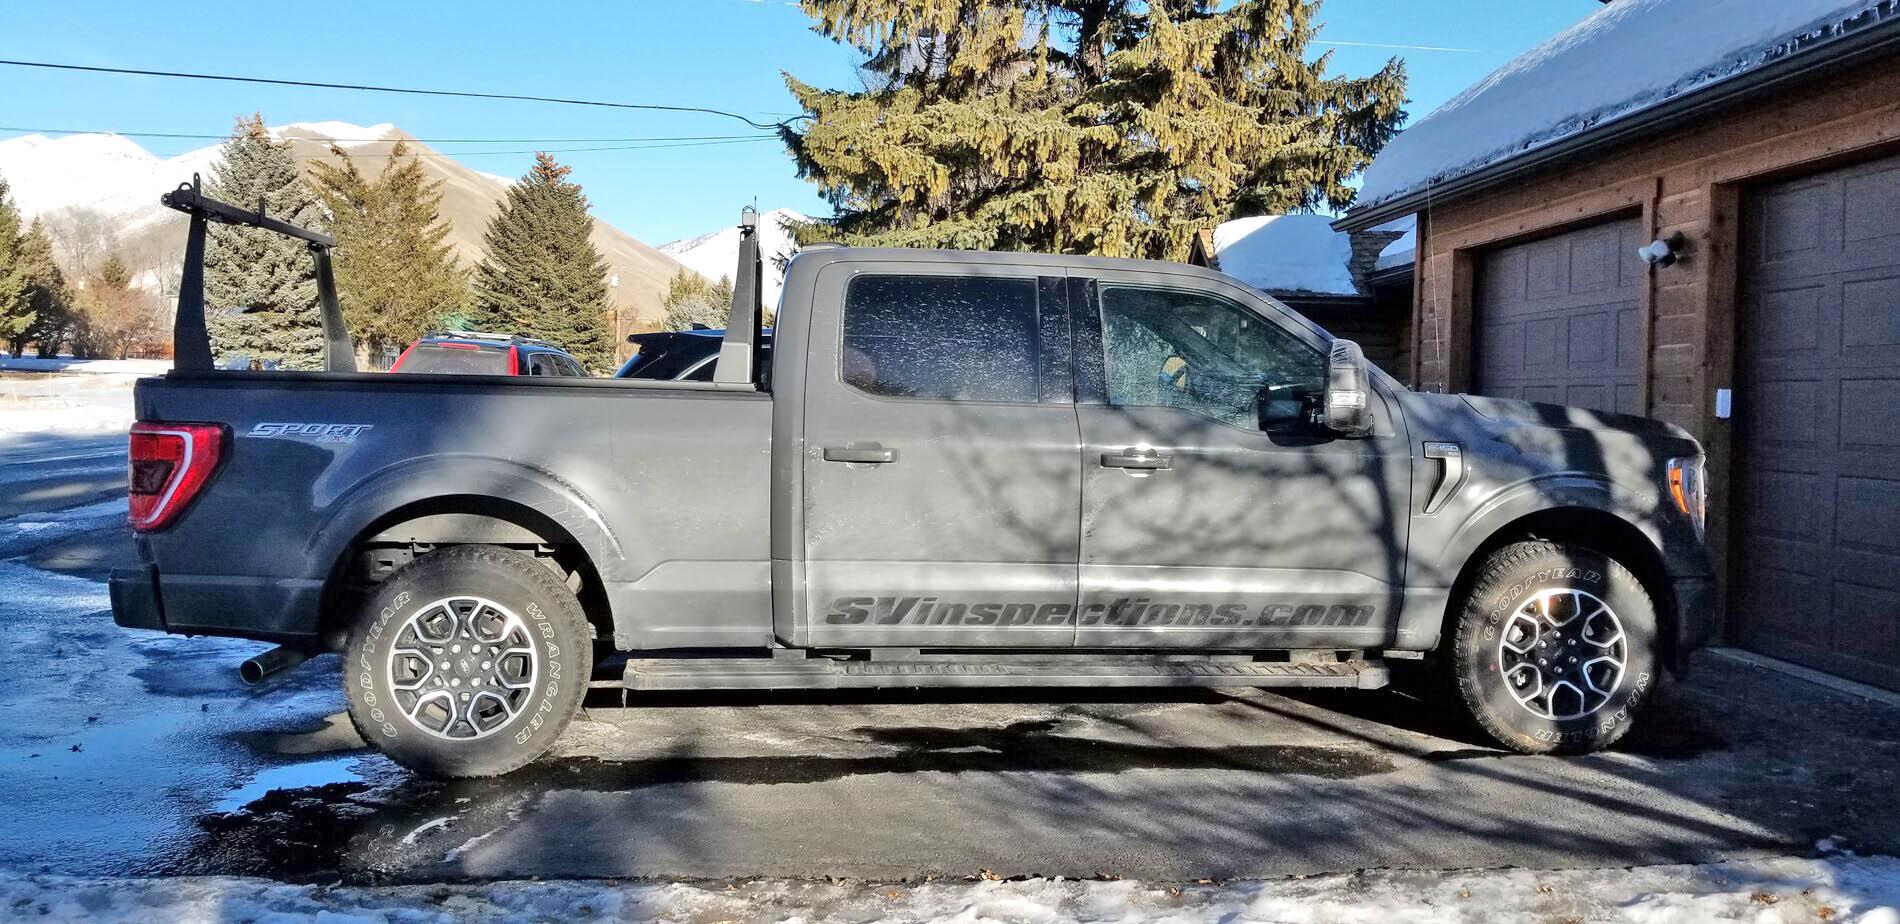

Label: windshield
[393,344,510,375]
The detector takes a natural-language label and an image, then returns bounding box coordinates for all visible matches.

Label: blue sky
[1,1,1600,245]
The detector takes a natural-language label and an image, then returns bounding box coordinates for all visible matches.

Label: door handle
[1422,441,1465,514]
[824,443,897,464]
[1101,447,1171,470]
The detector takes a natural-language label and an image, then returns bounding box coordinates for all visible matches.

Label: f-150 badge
[250,422,373,444]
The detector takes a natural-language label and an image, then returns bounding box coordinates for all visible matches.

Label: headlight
[1667,456,1706,540]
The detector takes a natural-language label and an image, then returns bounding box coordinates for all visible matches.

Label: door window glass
[1098,285,1324,431]
[842,275,1040,402]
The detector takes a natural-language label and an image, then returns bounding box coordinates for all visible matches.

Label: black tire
[344,545,590,778]
[1445,541,1660,754]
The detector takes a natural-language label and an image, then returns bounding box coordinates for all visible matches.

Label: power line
[0,125,775,146]
[0,58,796,131]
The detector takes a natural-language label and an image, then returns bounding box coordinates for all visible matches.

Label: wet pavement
[2,434,1897,884]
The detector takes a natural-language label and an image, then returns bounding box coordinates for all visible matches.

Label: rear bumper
[110,565,323,646]
[110,566,165,632]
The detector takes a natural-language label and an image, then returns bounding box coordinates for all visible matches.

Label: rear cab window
[840,274,1050,403]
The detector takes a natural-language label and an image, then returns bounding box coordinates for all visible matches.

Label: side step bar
[614,656,1388,692]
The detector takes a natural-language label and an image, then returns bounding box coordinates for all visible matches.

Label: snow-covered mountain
[0,122,688,329]
[660,208,811,310]
[0,132,222,233]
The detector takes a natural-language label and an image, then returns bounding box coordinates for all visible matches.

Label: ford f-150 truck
[112,186,1714,777]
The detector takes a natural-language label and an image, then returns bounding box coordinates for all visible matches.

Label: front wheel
[1446,541,1660,754]
[344,545,590,777]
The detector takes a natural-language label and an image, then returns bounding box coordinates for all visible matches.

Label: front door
[1071,271,1412,649]
[800,264,1081,647]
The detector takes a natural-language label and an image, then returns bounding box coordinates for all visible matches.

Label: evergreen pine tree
[310,140,468,361]
[782,0,1407,259]
[658,268,736,331]
[204,114,328,369]
[17,221,72,357]
[1,176,71,358]
[0,176,34,355]
[471,153,614,371]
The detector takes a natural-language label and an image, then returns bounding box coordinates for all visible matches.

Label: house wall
[1407,52,1900,626]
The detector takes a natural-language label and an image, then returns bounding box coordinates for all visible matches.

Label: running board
[613,656,1388,692]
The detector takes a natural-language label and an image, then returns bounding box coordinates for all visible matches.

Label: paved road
[4,457,1897,885]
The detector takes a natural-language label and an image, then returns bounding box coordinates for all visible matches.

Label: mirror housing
[1323,339,1374,438]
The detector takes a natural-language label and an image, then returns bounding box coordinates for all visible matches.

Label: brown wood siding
[1403,51,1900,650]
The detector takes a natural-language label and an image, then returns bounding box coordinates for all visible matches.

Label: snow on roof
[1376,230,1416,272]
[1210,214,1357,296]
[1356,0,1892,210]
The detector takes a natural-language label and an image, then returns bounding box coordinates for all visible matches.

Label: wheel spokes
[385,595,539,741]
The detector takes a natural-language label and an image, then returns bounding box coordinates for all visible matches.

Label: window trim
[835,271,1066,407]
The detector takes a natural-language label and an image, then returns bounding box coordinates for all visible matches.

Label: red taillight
[128,422,225,532]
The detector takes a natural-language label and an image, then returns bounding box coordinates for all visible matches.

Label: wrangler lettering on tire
[343,545,589,778]
[1446,541,1660,754]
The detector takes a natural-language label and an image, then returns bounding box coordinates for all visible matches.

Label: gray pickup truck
[112,189,1713,777]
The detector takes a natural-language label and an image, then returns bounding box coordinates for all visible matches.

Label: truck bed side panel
[133,373,773,648]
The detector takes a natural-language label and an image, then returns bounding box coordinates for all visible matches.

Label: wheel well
[1447,507,1679,664]
[317,496,612,649]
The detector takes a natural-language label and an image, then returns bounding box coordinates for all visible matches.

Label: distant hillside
[0,122,689,333]
[661,208,810,310]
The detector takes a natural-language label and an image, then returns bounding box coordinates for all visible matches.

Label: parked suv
[615,327,775,381]
[391,332,589,377]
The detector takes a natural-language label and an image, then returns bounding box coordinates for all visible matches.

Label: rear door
[1071,270,1411,649]
[799,263,1081,647]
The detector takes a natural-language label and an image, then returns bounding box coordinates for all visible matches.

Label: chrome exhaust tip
[240,646,308,685]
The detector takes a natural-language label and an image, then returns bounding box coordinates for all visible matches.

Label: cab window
[1097,285,1325,432]
[841,275,1040,403]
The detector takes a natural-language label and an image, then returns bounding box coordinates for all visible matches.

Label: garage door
[1737,155,1900,690]
[1473,218,1643,415]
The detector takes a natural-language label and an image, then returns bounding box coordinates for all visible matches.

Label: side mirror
[1324,339,1374,438]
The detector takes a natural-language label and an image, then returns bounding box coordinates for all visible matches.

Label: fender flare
[1430,474,1668,588]
[305,454,628,587]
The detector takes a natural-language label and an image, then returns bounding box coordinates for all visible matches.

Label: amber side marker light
[128,422,226,532]
[1666,456,1706,540]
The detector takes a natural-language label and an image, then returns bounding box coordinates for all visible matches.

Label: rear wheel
[1446,541,1660,753]
[344,545,590,777]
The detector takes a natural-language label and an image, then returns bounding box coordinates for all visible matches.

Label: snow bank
[1211,214,1357,295]
[1357,0,1892,209]
[0,356,169,375]
[2,854,1897,922]
[660,208,810,310]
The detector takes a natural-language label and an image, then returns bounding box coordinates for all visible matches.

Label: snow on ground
[0,499,125,557]
[660,207,810,312]
[0,553,362,875]
[1357,0,1893,209]
[0,356,170,375]
[0,368,139,437]
[2,853,1897,923]
[1211,214,1357,296]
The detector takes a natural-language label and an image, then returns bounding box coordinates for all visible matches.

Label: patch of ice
[1356,0,1891,209]
[213,756,365,814]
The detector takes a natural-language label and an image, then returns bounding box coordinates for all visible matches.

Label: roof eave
[1334,8,1900,232]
